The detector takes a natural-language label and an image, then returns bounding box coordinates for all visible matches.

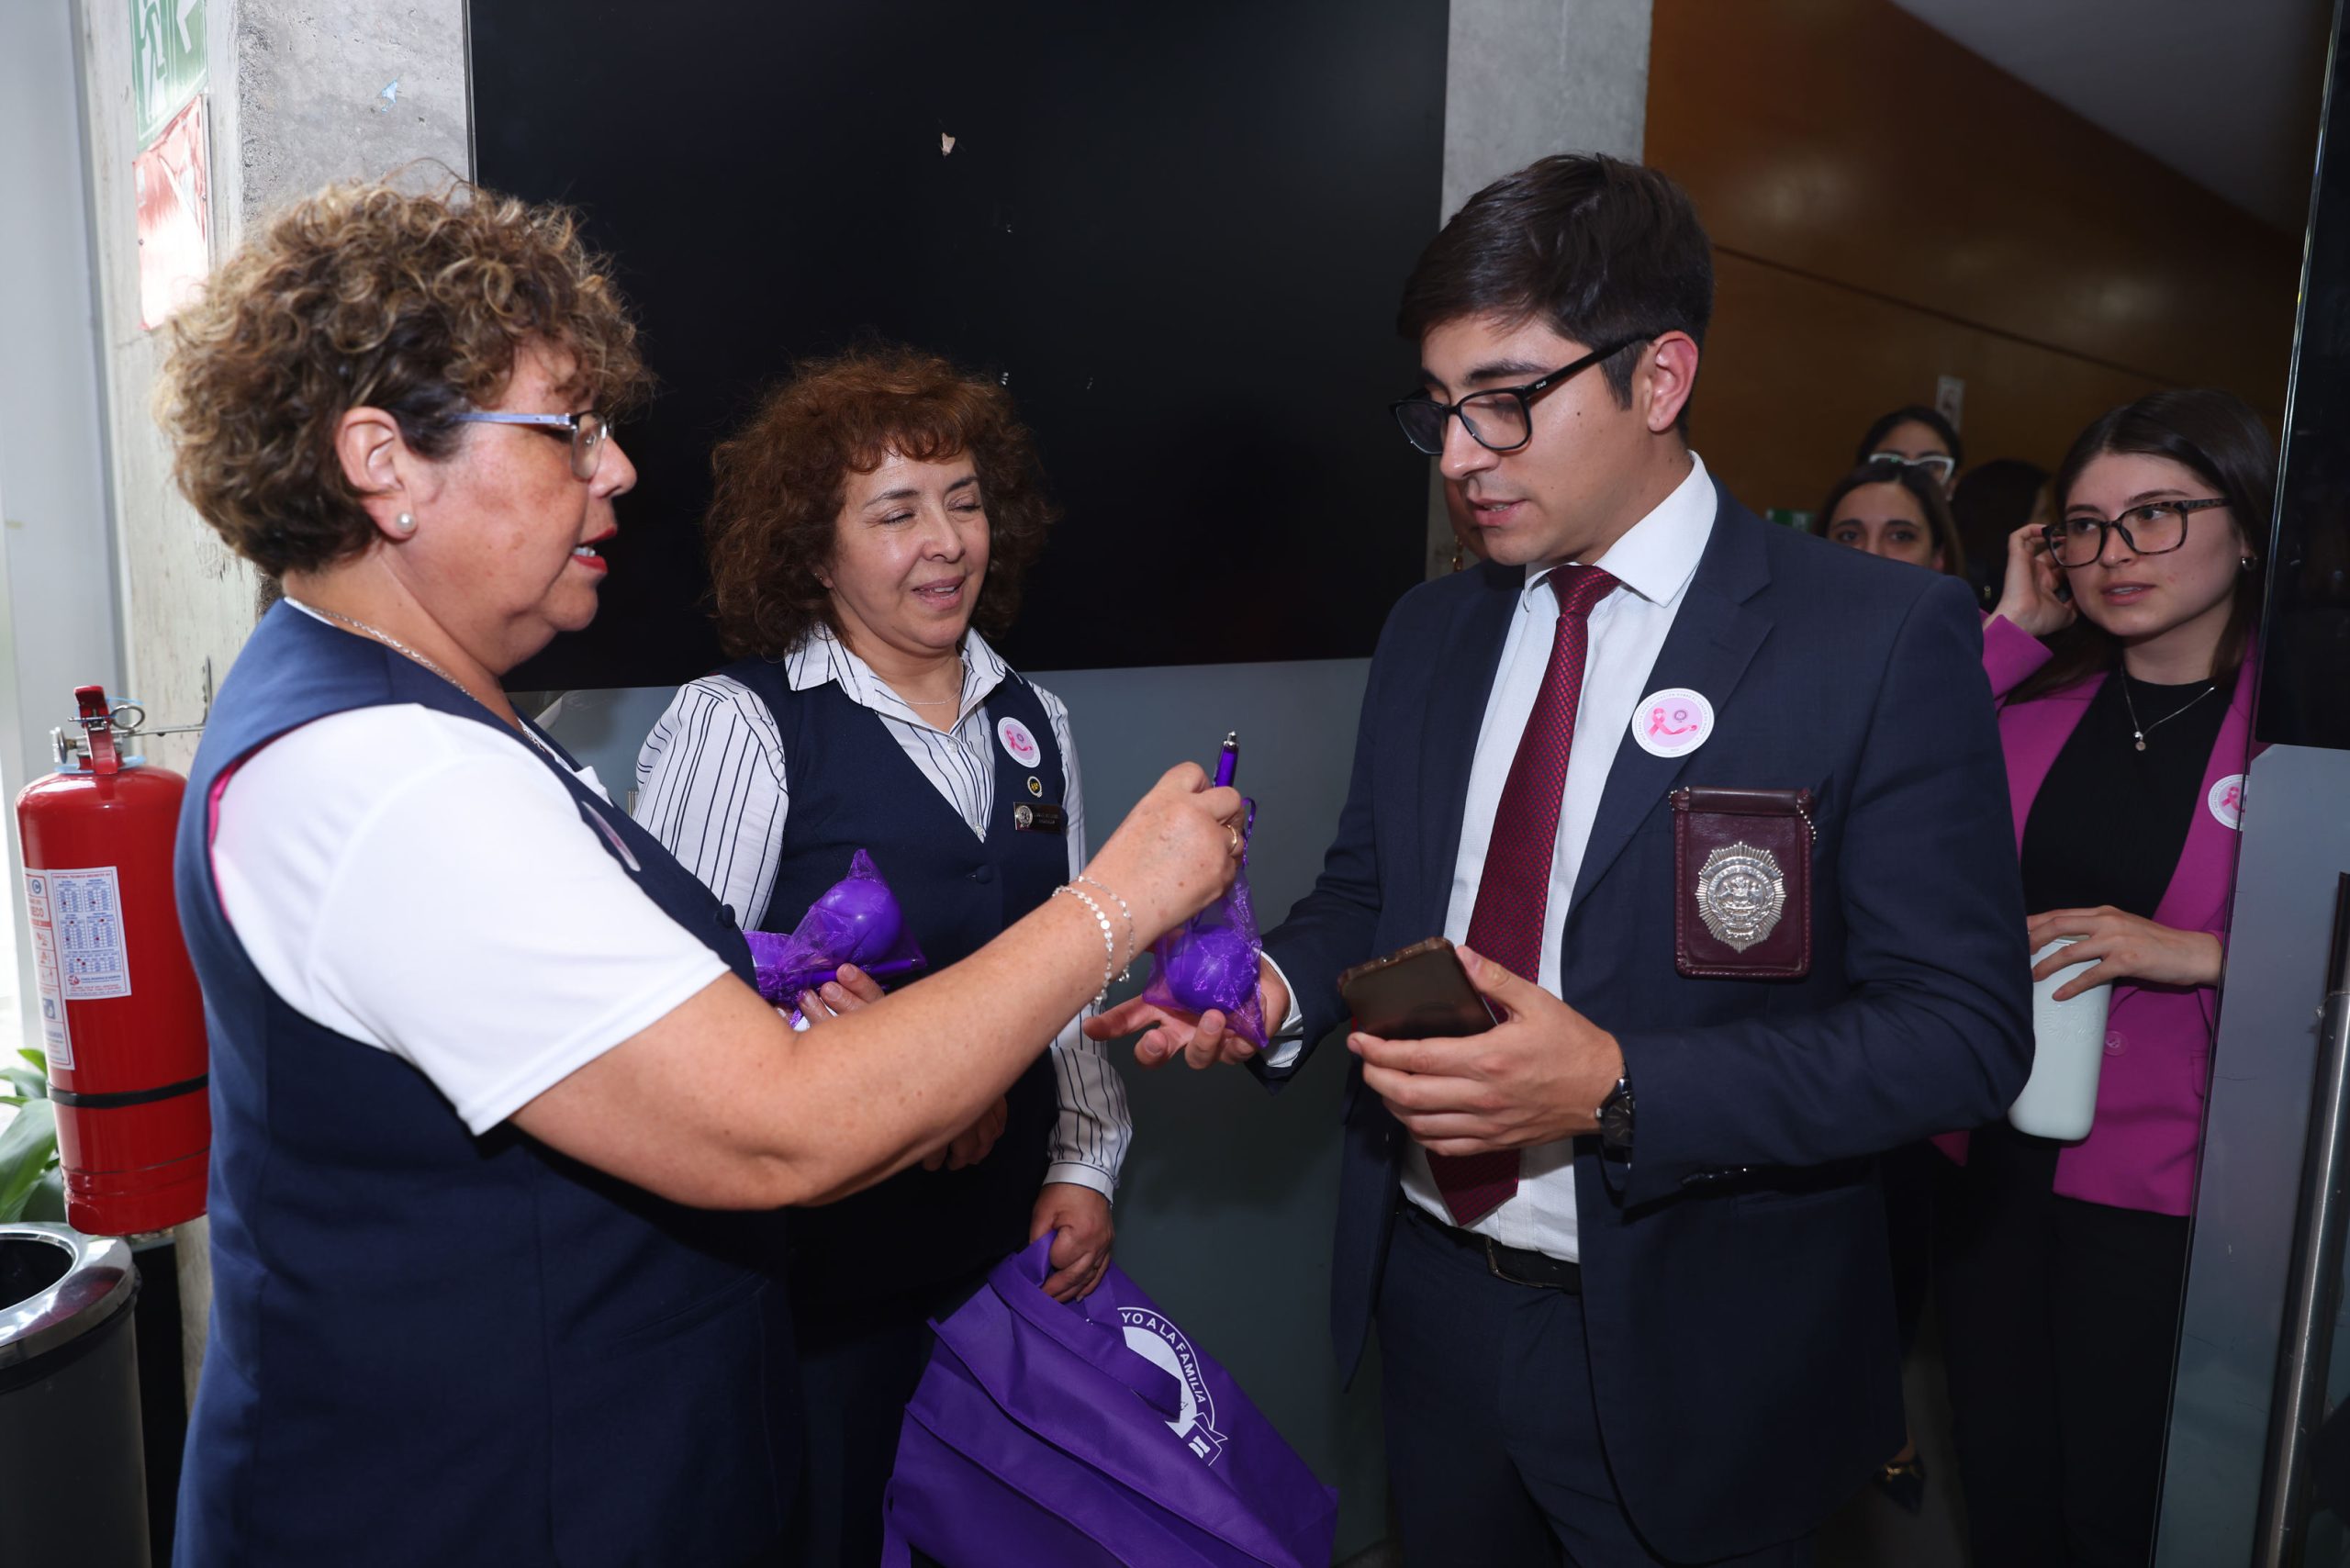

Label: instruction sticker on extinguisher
[48,868,132,1002]
[23,872,72,1069]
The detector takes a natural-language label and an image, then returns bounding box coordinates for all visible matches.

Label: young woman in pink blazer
[1934,387,2270,1568]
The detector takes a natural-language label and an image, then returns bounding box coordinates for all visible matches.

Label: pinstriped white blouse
[632,626,1131,1200]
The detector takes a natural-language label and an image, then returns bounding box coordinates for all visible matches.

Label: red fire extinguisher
[17,684,209,1236]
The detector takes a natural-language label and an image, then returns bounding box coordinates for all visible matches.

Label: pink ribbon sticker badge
[1631,687,1716,759]
[2207,772,2246,831]
[997,715,1041,767]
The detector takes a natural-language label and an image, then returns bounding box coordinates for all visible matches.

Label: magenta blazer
[1932,615,2257,1215]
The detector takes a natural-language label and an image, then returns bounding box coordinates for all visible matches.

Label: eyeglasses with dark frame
[2042,496,2230,567]
[1390,338,1646,456]
[451,410,610,481]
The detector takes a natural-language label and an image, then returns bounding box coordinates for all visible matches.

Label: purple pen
[1213,731,1239,790]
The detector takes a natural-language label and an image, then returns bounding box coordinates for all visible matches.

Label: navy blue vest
[173,605,796,1566]
[721,656,1068,1310]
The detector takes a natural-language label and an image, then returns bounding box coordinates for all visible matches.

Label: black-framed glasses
[2042,496,2229,567]
[1866,450,1956,481]
[1390,339,1644,456]
[451,410,609,480]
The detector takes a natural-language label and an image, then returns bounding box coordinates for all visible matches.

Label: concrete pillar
[73,0,469,1408]
[1425,0,1655,577]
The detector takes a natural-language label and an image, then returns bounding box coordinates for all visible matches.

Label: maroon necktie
[1430,563,1619,1226]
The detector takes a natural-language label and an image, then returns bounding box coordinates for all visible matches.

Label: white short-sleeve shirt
[210,690,728,1137]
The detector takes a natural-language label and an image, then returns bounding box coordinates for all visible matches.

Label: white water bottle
[2008,938,2112,1140]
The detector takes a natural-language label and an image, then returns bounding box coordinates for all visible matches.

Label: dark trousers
[1375,1204,1813,1568]
[1934,1128,2191,1568]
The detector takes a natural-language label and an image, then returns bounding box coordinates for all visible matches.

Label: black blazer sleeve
[1615,574,2033,1204]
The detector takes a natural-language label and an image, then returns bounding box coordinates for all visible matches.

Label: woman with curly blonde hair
[157,181,1242,1565]
[634,348,1115,1565]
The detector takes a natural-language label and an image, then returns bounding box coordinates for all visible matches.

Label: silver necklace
[290,599,476,700]
[2120,673,2217,752]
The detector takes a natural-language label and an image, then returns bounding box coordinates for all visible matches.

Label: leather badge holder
[1672,787,1814,980]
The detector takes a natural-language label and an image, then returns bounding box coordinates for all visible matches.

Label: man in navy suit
[1092,154,2031,1564]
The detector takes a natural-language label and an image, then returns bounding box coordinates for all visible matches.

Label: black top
[2020,669,2235,919]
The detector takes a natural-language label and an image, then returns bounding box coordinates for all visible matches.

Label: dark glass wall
[470,0,1449,689]
[2259,15,2350,752]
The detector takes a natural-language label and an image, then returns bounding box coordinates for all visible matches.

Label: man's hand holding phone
[1083,965,1292,1070]
[1349,946,1625,1155]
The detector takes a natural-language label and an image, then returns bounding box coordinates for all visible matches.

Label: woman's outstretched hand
[1080,764,1246,947]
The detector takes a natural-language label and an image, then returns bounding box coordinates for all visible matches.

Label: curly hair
[157,179,649,578]
[706,347,1058,658]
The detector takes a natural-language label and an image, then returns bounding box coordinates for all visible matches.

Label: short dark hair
[1396,154,1714,417]
[2011,387,2274,703]
[1950,457,2049,564]
[1812,459,1967,578]
[1857,406,1964,470]
[704,345,1058,659]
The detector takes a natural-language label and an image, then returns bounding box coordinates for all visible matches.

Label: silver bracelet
[1072,874,1136,979]
[1051,884,1119,1008]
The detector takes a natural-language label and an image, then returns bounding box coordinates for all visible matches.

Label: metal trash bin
[0,1222,150,1567]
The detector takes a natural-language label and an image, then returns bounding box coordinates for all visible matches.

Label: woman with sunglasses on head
[1812,457,1970,578]
[635,345,1128,1567]
[1933,387,2269,1568]
[1858,402,1964,494]
[154,180,1242,1566]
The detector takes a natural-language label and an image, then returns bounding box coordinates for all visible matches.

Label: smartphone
[1337,936,1495,1040]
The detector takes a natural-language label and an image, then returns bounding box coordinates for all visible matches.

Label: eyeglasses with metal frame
[450,410,610,480]
[2042,496,2230,567]
[1390,339,1645,456]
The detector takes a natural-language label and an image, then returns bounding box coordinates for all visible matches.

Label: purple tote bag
[880,1238,1339,1567]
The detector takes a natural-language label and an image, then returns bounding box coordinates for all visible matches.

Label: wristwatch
[1597,1072,1636,1156]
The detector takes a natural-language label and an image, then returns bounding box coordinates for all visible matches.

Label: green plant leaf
[17,1047,43,1070]
[21,1164,63,1224]
[0,1100,59,1223]
[1,1064,44,1101]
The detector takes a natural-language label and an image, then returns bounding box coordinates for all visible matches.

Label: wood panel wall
[1645,0,2307,521]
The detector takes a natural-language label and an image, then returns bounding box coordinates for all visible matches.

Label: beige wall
[1645,0,2306,522]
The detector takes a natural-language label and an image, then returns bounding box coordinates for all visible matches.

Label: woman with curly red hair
[634,346,1117,1565]
[156,183,1241,1565]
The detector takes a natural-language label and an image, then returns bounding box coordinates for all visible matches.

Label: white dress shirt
[1266,454,1718,1261]
[632,625,1131,1200]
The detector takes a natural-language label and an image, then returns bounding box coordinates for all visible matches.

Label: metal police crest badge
[1695,841,1785,952]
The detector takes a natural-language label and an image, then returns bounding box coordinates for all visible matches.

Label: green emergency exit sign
[131,0,207,147]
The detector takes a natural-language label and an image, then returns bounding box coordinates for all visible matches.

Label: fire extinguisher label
[47,868,132,1002]
[22,871,73,1069]
[23,866,133,1070]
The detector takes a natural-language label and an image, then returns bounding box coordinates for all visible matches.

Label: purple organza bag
[1141,801,1267,1047]
[743,849,926,1019]
[880,1237,1338,1568]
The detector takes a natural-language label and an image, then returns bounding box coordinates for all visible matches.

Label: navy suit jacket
[1260,482,2031,1562]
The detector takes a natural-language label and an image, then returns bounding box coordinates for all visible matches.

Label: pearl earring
[393,511,417,535]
